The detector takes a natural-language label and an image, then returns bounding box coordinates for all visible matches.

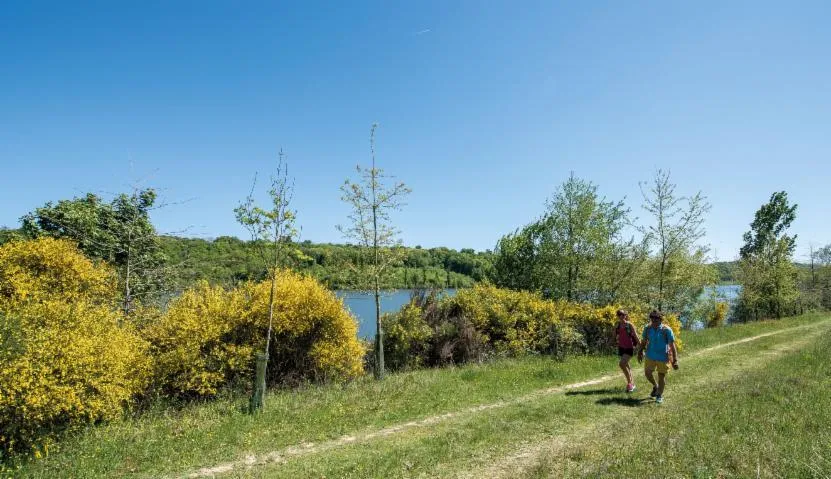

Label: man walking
[637,310,678,404]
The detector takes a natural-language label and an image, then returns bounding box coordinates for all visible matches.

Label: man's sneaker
[626,383,636,393]
[655,395,663,404]
[650,387,658,397]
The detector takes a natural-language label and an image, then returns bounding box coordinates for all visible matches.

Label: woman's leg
[619,354,632,385]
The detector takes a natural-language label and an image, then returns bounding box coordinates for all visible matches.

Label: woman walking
[615,309,640,393]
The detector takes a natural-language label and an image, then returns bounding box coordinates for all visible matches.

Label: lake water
[340,285,743,338]
[338,289,455,338]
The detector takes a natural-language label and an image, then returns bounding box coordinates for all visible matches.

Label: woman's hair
[616,309,628,318]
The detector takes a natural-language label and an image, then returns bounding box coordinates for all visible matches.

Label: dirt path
[180,321,826,478]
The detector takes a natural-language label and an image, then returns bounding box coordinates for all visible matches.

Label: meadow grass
[226,314,831,478]
[523,320,831,478]
[11,313,828,478]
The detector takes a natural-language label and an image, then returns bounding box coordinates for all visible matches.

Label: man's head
[649,310,663,325]
[616,309,628,322]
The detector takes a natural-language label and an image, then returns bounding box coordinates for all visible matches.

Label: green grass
[524,320,831,478]
[10,313,829,478]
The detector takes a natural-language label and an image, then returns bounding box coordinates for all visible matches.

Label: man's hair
[649,310,663,321]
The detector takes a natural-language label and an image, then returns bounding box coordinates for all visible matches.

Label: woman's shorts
[618,347,634,357]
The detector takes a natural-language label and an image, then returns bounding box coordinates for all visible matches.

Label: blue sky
[1,1,829,261]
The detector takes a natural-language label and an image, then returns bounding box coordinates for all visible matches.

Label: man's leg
[619,355,632,385]
[644,362,657,389]
[658,372,666,396]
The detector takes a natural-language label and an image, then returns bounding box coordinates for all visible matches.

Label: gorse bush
[0,237,116,307]
[0,239,149,456]
[383,285,683,370]
[144,270,365,398]
[384,286,584,368]
[708,301,729,328]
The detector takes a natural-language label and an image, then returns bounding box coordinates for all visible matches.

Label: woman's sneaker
[655,395,663,404]
[650,387,658,397]
[626,383,636,393]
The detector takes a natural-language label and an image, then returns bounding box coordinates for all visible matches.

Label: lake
[341,285,743,339]
[338,289,455,338]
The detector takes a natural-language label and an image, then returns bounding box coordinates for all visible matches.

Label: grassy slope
[13,314,829,478]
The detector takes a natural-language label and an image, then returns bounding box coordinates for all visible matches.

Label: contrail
[415,29,431,35]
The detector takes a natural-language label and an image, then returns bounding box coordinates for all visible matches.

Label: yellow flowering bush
[0,301,150,456]
[0,237,116,307]
[0,239,150,456]
[144,270,365,397]
[384,285,583,368]
[382,303,433,370]
[708,301,729,328]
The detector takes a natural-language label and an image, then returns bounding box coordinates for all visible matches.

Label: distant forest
[159,236,494,290]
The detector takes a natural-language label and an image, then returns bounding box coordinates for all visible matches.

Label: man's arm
[637,336,648,362]
[669,341,679,367]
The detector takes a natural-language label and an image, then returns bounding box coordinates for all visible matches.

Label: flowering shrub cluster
[708,301,729,328]
[383,286,584,369]
[383,285,683,370]
[0,237,116,307]
[144,271,365,397]
[0,239,364,457]
[0,239,149,456]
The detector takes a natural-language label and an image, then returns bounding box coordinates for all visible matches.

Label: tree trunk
[249,352,267,413]
[374,281,384,379]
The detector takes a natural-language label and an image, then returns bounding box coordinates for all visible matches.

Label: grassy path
[14,314,829,478]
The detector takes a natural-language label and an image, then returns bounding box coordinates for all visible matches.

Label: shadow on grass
[564,388,620,396]
[595,397,651,407]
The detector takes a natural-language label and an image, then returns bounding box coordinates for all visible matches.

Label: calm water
[338,289,455,338]
[341,285,743,338]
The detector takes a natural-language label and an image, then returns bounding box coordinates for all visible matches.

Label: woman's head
[616,309,629,322]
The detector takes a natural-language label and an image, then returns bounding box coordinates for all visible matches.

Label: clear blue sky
[2,1,829,261]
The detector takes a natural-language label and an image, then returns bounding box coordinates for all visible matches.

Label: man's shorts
[645,358,670,374]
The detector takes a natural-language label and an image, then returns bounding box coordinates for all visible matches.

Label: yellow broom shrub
[0,237,116,307]
[0,302,149,455]
[144,269,364,397]
[0,239,149,455]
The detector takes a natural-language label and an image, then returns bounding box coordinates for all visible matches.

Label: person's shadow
[565,388,651,407]
[595,396,651,407]
[564,388,619,396]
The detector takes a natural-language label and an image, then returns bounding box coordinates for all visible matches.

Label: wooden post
[249,352,268,414]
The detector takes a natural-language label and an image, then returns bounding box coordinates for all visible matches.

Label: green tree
[21,189,169,315]
[640,170,714,313]
[234,149,299,410]
[0,227,21,245]
[812,244,831,310]
[492,174,643,304]
[737,191,799,320]
[338,124,411,379]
